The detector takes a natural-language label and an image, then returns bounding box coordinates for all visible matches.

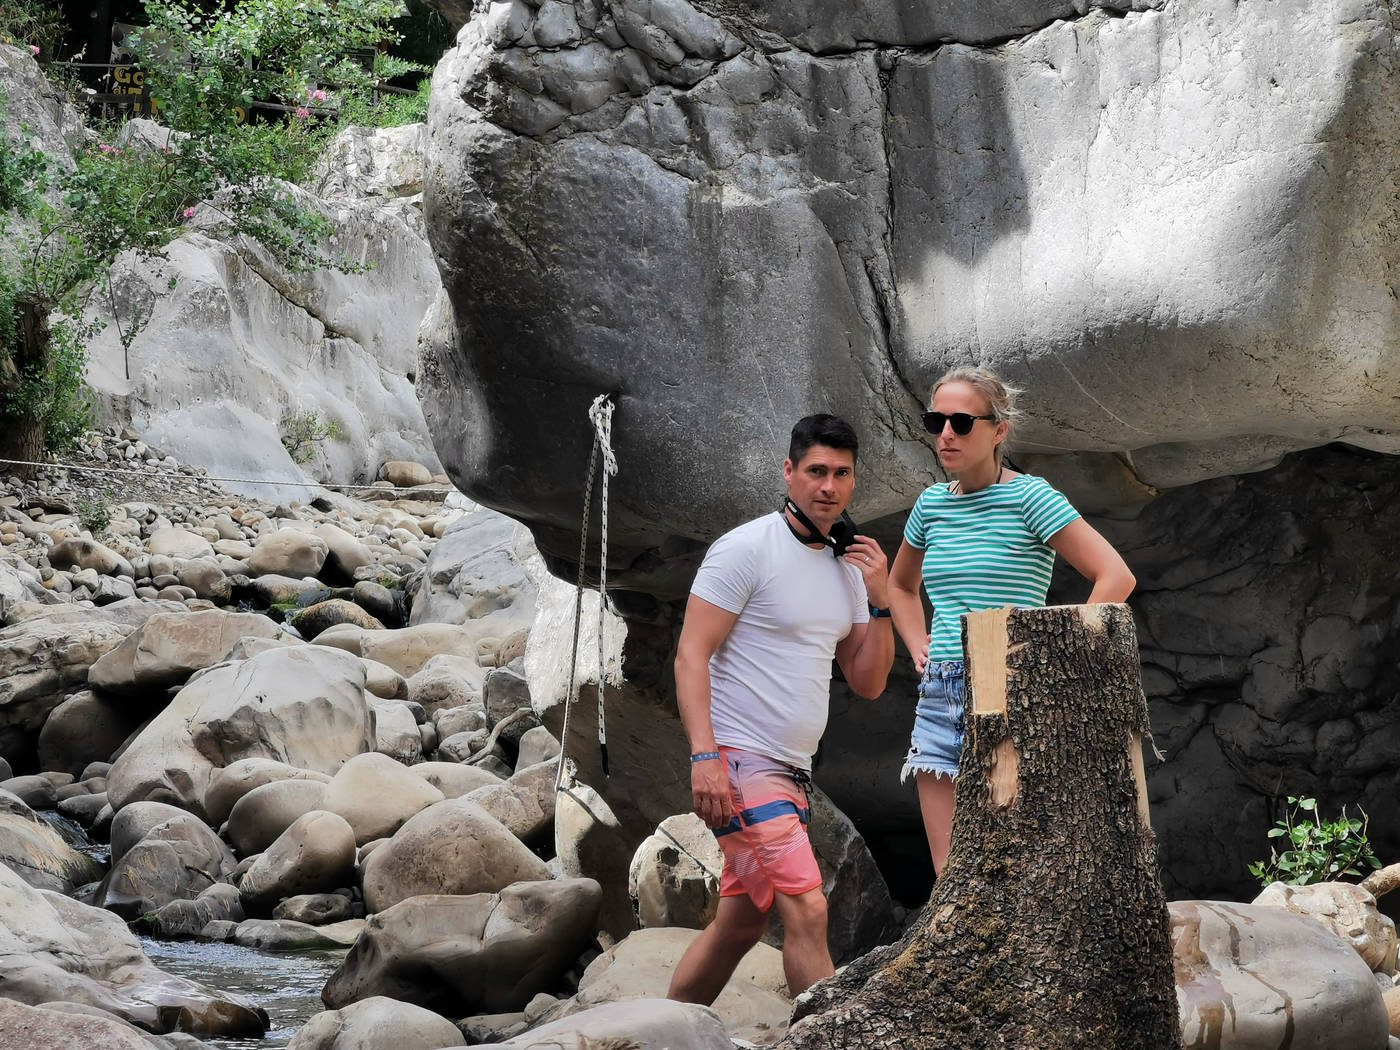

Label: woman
[887,367,1136,875]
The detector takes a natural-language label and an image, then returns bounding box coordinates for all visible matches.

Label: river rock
[322,879,603,1015]
[359,658,406,700]
[464,759,555,844]
[37,689,148,777]
[289,995,466,1050]
[106,645,373,818]
[478,998,735,1050]
[321,753,442,846]
[88,610,286,695]
[0,998,159,1050]
[238,810,357,915]
[482,667,537,746]
[47,538,134,579]
[312,523,375,585]
[292,599,384,641]
[0,861,267,1035]
[554,780,634,946]
[628,813,721,931]
[247,573,326,606]
[315,622,490,680]
[801,786,901,964]
[407,508,537,629]
[359,798,551,913]
[135,882,245,939]
[381,461,432,488]
[1173,900,1391,1050]
[0,614,132,766]
[203,758,334,827]
[2,773,56,808]
[102,811,236,918]
[0,789,103,892]
[1255,880,1399,974]
[178,558,231,602]
[350,581,397,625]
[274,892,354,926]
[232,917,364,951]
[56,790,109,827]
[408,654,487,716]
[110,801,195,863]
[369,698,421,763]
[547,927,789,1044]
[146,528,215,559]
[227,779,330,857]
[515,726,560,771]
[247,530,329,579]
[408,761,501,799]
[433,701,486,739]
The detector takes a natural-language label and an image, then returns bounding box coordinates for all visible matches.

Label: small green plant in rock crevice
[75,494,114,536]
[1247,795,1382,887]
[280,408,344,464]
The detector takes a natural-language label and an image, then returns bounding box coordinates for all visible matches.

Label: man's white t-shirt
[690,512,869,771]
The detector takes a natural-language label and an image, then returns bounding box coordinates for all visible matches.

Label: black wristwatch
[868,603,892,618]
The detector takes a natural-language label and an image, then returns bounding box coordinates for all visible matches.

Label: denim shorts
[900,660,966,783]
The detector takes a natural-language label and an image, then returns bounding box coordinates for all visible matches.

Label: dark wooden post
[779,603,1179,1050]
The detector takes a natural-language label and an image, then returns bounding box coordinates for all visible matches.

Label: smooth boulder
[475,999,733,1050]
[287,996,466,1050]
[321,753,443,846]
[239,810,357,915]
[1254,880,1399,973]
[227,778,330,857]
[0,998,158,1050]
[106,645,373,818]
[628,813,721,930]
[322,879,603,1015]
[1174,900,1391,1050]
[36,689,147,778]
[101,812,236,918]
[248,530,329,579]
[88,610,284,695]
[204,759,334,827]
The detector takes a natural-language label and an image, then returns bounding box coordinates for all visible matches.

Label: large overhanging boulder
[420,0,1399,591]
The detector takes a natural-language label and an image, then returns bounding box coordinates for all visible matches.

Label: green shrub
[75,494,114,535]
[0,0,66,61]
[1247,796,1382,887]
[280,408,344,463]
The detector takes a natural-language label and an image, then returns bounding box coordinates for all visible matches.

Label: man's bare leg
[772,886,834,995]
[668,893,770,1005]
[917,770,957,876]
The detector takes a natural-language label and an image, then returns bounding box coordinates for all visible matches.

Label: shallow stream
[139,937,345,1049]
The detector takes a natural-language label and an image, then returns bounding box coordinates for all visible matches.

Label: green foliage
[337,76,432,130]
[280,408,344,463]
[75,494,115,535]
[1248,796,1382,887]
[0,0,66,61]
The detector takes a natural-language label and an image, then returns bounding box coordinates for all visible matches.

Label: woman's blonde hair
[931,366,1021,464]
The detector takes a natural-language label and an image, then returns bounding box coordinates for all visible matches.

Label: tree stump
[779,603,1179,1050]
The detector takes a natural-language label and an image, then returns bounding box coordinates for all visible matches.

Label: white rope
[0,456,454,497]
[555,393,617,792]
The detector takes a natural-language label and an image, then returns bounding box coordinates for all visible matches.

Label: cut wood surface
[778,603,1179,1050]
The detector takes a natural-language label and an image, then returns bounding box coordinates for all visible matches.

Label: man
[667,414,894,1004]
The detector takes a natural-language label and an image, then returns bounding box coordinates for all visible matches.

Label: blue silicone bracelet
[690,751,721,763]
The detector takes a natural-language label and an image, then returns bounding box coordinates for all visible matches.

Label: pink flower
[294,107,310,118]
[312,89,327,101]
[30,45,40,55]
[98,143,117,153]
[182,206,197,218]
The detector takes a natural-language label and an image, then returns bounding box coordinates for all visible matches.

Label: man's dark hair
[788,414,859,465]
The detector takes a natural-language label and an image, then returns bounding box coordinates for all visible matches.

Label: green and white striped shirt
[903,474,1081,661]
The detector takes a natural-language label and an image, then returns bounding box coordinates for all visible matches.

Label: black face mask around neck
[782,497,859,557]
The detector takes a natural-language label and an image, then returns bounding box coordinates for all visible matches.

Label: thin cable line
[0,457,454,497]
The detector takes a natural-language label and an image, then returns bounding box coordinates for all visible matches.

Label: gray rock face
[408,507,537,628]
[421,0,1400,594]
[0,862,267,1036]
[322,879,603,1015]
[106,645,374,818]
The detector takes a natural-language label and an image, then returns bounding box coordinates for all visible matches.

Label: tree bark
[779,603,1179,1050]
[0,294,51,475]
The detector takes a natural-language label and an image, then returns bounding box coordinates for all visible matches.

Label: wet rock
[350,581,396,624]
[0,788,104,892]
[288,995,466,1050]
[136,883,245,939]
[106,645,373,818]
[359,798,551,913]
[322,879,603,1015]
[274,892,354,926]
[232,917,363,950]
[239,810,357,915]
[0,862,267,1035]
[101,812,236,918]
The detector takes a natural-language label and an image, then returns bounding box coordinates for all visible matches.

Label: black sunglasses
[922,411,997,436]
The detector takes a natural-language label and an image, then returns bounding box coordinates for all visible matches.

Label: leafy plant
[75,494,114,535]
[1247,796,1382,887]
[280,408,344,463]
[0,0,66,61]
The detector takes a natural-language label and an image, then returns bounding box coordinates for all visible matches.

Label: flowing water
[139,937,346,1049]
